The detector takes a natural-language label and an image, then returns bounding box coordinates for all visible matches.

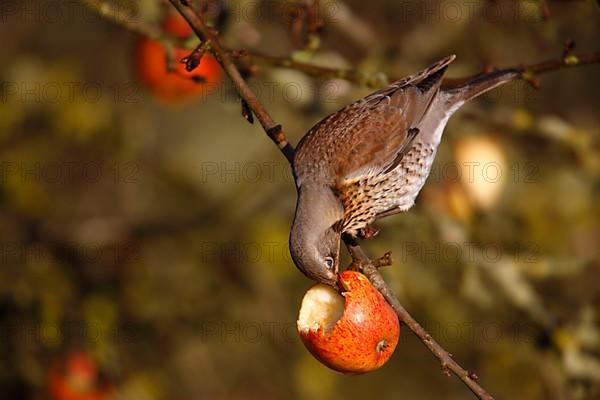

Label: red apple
[297,270,400,374]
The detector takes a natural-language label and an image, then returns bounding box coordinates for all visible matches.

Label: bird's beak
[331,273,344,293]
[318,271,341,291]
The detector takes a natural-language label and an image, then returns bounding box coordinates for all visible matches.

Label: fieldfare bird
[289,55,519,286]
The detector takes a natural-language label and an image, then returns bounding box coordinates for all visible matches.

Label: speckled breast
[340,140,438,235]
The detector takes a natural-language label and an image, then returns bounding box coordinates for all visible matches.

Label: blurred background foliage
[0,0,599,399]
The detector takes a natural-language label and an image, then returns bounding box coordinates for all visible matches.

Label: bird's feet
[356,225,379,240]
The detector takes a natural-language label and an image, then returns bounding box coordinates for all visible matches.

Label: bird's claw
[357,226,379,240]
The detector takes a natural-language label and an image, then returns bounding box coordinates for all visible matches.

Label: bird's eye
[324,257,334,269]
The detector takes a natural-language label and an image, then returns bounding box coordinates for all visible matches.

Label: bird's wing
[293,55,455,187]
[334,55,456,184]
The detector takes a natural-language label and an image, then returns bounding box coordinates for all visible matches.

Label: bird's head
[289,184,344,287]
[290,223,341,287]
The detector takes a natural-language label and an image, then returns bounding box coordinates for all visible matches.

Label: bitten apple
[297,270,400,374]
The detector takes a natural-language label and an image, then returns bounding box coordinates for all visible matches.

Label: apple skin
[298,271,400,374]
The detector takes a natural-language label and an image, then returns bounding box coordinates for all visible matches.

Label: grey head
[289,183,344,287]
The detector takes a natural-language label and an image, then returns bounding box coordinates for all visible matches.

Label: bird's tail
[442,68,520,107]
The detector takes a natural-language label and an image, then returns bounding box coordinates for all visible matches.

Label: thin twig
[247,50,387,88]
[372,251,393,268]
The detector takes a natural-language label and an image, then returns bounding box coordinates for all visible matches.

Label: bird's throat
[293,184,344,244]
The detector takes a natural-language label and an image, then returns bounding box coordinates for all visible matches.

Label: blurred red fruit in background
[136,13,222,104]
[48,351,113,400]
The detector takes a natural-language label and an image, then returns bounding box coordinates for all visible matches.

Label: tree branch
[247,50,388,88]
